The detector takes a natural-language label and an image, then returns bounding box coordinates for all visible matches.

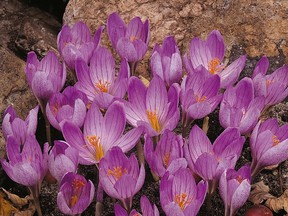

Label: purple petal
[206,30,225,61]
[194,153,218,180]
[187,125,212,163]
[90,47,115,86]
[116,38,138,62]
[252,56,269,79]
[114,175,136,199]
[107,12,126,48]
[113,126,143,152]
[104,101,126,146]
[220,55,246,89]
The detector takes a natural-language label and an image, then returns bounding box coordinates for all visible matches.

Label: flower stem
[95,183,103,216]
[129,61,137,76]
[29,184,42,216]
[38,99,52,146]
[136,139,145,165]
[202,116,209,134]
[182,114,193,138]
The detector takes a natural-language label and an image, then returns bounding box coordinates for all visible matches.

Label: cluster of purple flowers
[1,12,288,216]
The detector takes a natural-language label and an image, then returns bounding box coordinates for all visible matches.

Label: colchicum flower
[57,172,95,215]
[184,125,245,194]
[48,141,79,183]
[57,21,104,70]
[252,56,288,108]
[46,86,88,131]
[75,47,129,109]
[150,36,182,87]
[219,165,251,216]
[160,168,207,216]
[99,147,145,211]
[1,135,48,187]
[107,12,150,64]
[180,66,222,122]
[1,135,48,216]
[25,51,66,104]
[219,77,265,135]
[62,101,143,165]
[125,75,180,136]
[250,118,288,178]
[183,30,246,89]
[144,130,186,178]
[2,105,39,144]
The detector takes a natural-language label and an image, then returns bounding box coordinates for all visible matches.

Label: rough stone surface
[0,0,62,157]
[0,47,36,158]
[63,0,288,77]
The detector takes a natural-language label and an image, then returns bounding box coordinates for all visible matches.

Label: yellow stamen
[51,102,60,116]
[86,135,104,161]
[272,135,280,146]
[95,80,110,93]
[130,36,138,42]
[107,166,128,180]
[146,110,161,133]
[208,58,224,74]
[236,175,244,183]
[174,193,192,211]
[266,79,272,86]
[163,153,171,168]
[195,95,207,103]
[70,179,85,207]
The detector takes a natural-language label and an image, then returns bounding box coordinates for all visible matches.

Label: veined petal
[113,126,143,152]
[188,125,212,163]
[252,56,269,79]
[104,101,126,146]
[146,75,168,118]
[116,38,138,62]
[194,153,218,180]
[206,30,225,61]
[107,12,126,47]
[83,101,103,140]
[62,121,95,165]
[220,55,246,89]
[90,47,115,86]
[71,21,92,44]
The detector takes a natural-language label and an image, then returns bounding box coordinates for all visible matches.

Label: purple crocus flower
[46,86,88,131]
[114,195,160,216]
[219,77,265,135]
[125,75,180,136]
[180,66,222,122]
[219,165,251,216]
[99,146,145,211]
[160,168,207,216]
[75,47,129,109]
[250,118,288,178]
[183,30,246,89]
[25,51,66,104]
[1,135,48,216]
[150,36,182,87]
[2,105,39,144]
[1,135,48,187]
[107,12,150,63]
[144,130,186,178]
[48,141,79,183]
[57,172,95,215]
[184,125,245,194]
[252,56,288,108]
[62,101,143,165]
[57,21,104,70]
